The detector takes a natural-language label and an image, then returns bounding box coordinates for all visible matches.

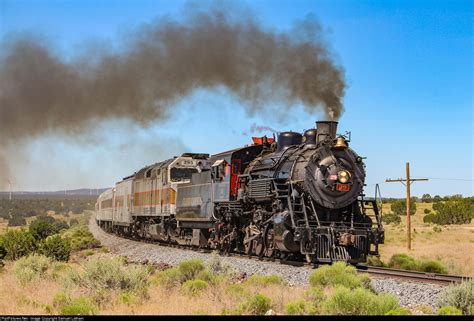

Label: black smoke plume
[0,4,345,187]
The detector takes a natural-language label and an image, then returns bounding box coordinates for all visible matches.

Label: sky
[0,0,472,197]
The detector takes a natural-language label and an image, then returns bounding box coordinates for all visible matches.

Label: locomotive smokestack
[315,121,338,144]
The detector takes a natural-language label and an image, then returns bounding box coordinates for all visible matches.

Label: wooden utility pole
[386,162,428,250]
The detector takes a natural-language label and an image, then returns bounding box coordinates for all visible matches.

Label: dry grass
[0,255,307,315]
[379,202,474,276]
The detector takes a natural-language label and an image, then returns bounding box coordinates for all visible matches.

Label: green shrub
[437,280,474,315]
[388,253,418,270]
[246,274,286,287]
[391,199,416,216]
[243,294,272,315]
[0,229,36,260]
[29,217,67,240]
[309,262,370,290]
[385,307,412,315]
[177,259,205,282]
[367,256,386,267]
[424,208,431,214]
[388,253,447,273]
[13,254,51,284]
[182,279,209,296]
[382,212,401,225]
[39,234,71,261]
[423,214,435,224]
[433,226,442,233]
[418,260,447,274]
[322,286,399,315]
[431,200,473,225]
[60,297,98,315]
[284,299,316,315]
[62,225,101,251]
[438,306,462,315]
[152,267,181,288]
[69,219,79,227]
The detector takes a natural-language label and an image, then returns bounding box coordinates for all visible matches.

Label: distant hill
[0,188,110,199]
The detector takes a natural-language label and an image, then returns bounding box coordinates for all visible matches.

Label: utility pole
[386,162,428,250]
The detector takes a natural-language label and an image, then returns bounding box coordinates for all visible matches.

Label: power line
[424,177,474,182]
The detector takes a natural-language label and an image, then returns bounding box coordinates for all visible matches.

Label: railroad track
[357,265,471,285]
[93,220,471,286]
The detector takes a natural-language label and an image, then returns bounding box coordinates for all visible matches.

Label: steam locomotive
[96,121,384,264]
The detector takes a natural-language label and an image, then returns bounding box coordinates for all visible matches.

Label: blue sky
[1,0,472,197]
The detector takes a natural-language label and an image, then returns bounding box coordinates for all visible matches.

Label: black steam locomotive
[96,121,384,264]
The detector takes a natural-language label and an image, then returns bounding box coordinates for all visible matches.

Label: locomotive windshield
[170,167,198,182]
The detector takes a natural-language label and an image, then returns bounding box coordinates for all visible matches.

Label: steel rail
[358,266,471,285]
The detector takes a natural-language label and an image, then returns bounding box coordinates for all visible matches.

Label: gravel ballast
[88,217,444,309]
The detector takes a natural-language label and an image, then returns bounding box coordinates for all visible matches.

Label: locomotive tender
[96,121,384,264]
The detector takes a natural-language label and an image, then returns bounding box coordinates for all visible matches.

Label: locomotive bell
[333,136,348,150]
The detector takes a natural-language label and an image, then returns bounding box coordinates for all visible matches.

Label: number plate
[336,184,350,191]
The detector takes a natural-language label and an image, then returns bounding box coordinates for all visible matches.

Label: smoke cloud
[0,4,345,187]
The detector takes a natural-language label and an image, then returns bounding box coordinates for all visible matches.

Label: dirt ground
[378,202,474,276]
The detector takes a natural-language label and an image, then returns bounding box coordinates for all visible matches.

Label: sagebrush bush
[182,279,209,297]
[322,286,399,315]
[385,307,412,315]
[79,257,150,296]
[207,252,234,276]
[243,294,272,315]
[437,306,462,315]
[60,297,98,315]
[39,234,71,261]
[0,229,36,260]
[13,254,51,284]
[309,262,371,290]
[424,208,431,214]
[246,274,286,287]
[284,299,316,315]
[437,280,474,315]
[177,259,205,282]
[152,267,181,288]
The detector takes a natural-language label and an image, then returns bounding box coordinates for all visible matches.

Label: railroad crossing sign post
[386,162,428,250]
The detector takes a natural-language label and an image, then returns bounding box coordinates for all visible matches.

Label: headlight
[338,170,350,184]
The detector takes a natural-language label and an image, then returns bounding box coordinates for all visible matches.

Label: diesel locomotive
[96,121,384,264]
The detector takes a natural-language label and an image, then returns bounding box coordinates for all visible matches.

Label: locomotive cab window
[170,167,198,182]
[211,159,227,181]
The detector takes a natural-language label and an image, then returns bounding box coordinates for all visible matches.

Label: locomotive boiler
[96,121,384,264]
